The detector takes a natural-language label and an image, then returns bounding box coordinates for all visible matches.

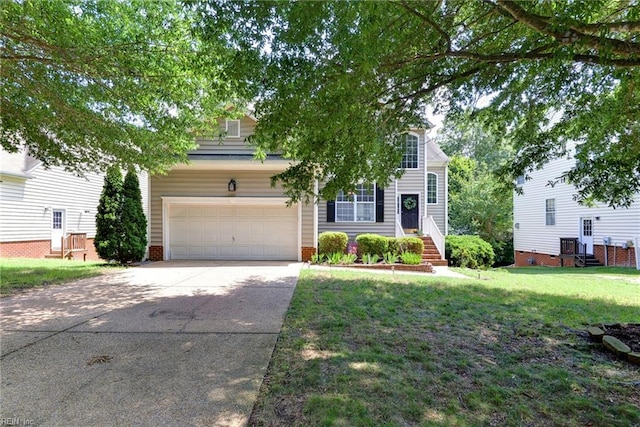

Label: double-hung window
[545,198,556,226]
[336,183,375,222]
[427,173,438,204]
[225,119,241,137]
[401,134,419,169]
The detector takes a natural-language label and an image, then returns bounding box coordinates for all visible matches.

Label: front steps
[419,236,448,266]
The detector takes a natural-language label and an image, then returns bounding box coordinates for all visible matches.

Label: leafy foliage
[445,155,514,265]
[318,232,348,255]
[1,0,248,174]
[361,253,380,265]
[204,1,640,206]
[355,234,389,258]
[399,252,423,265]
[446,235,496,269]
[383,252,399,264]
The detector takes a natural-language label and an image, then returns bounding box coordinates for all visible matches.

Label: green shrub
[400,252,422,265]
[383,252,398,264]
[445,235,495,268]
[362,253,380,264]
[387,237,401,255]
[327,252,344,265]
[310,253,325,264]
[318,232,348,255]
[396,237,424,255]
[340,253,357,264]
[355,234,388,258]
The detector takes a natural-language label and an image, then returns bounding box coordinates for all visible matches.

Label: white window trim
[225,119,241,138]
[335,183,376,223]
[401,132,420,170]
[545,198,556,226]
[427,172,438,204]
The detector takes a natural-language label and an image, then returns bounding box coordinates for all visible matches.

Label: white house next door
[580,217,593,255]
[51,209,65,251]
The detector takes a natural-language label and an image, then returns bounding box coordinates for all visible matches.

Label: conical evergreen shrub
[94,166,123,261]
[120,170,147,263]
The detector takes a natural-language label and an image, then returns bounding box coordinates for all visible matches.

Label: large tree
[1,0,249,174]
[204,0,640,206]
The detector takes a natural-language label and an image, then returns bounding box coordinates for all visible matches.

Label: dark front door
[401,194,419,230]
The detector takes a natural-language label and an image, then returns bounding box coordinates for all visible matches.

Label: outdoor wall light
[44,206,51,212]
[228,179,237,192]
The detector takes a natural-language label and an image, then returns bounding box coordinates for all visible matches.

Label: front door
[51,209,65,251]
[401,194,419,230]
[580,217,594,255]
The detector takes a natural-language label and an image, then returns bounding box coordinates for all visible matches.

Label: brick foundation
[149,245,164,261]
[515,245,637,268]
[0,238,101,261]
[301,247,316,262]
[594,244,636,267]
[514,251,562,267]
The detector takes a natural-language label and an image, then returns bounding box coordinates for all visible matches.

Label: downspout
[395,178,399,236]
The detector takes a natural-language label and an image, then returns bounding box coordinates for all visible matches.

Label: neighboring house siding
[149,169,296,247]
[513,155,640,256]
[1,166,148,242]
[301,202,315,248]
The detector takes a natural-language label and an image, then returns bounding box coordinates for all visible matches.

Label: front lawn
[0,258,118,296]
[250,267,640,426]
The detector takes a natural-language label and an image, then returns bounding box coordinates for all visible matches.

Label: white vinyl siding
[336,184,375,222]
[514,153,640,256]
[0,164,148,243]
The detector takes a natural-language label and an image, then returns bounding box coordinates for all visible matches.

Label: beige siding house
[514,151,640,269]
[149,117,449,262]
[0,148,149,260]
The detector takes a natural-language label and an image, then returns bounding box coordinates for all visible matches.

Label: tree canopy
[205,0,639,206]
[1,0,248,174]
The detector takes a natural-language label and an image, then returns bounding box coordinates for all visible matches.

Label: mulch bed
[602,323,640,353]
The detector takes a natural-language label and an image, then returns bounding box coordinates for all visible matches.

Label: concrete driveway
[0,261,302,427]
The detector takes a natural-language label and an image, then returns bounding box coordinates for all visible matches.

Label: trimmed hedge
[395,237,424,255]
[318,232,348,255]
[355,234,389,257]
[445,235,495,268]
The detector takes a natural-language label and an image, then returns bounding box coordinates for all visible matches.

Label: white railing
[423,216,445,259]
[395,218,406,237]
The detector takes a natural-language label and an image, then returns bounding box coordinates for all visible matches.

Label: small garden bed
[324,261,434,273]
[587,323,640,365]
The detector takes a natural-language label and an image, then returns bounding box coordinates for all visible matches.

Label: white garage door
[168,204,298,260]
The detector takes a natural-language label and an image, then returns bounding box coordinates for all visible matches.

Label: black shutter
[375,185,384,223]
[326,200,335,222]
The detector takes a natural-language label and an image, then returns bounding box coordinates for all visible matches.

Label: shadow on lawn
[495,266,640,276]
[250,273,640,427]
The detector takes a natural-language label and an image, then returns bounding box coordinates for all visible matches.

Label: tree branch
[496,0,640,57]
[397,1,451,52]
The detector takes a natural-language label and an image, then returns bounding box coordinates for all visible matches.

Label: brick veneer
[594,244,636,267]
[0,238,101,260]
[514,250,563,267]
[516,245,637,268]
[301,247,316,262]
[149,245,164,261]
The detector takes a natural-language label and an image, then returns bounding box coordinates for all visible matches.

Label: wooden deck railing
[559,237,586,267]
[61,233,88,260]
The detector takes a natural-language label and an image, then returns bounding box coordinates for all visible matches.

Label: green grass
[250,267,640,426]
[0,258,118,296]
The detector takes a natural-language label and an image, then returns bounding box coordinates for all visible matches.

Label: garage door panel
[168,203,298,260]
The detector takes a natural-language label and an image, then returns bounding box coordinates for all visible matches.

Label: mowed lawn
[0,258,118,296]
[250,267,640,427]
